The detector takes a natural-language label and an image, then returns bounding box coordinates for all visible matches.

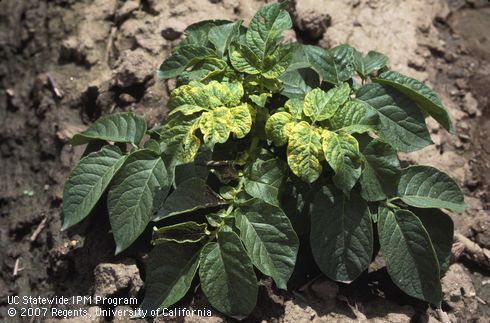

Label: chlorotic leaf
[199,107,232,148]
[152,221,208,244]
[243,157,286,206]
[356,83,432,152]
[265,112,293,146]
[235,199,299,289]
[287,121,323,183]
[230,104,253,139]
[284,98,304,120]
[107,150,170,254]
[322,130,361,195]
[329,100,378,133]
[62,146,127,230]
[374,71,453,133]
[199,231,258,319]
[71,112,147,146]
[229,44,262,75]
[411,207,454,275]
[310,185,373,282]
[397,165,467,212]
[154,177,224,220]
[140,243,200,311]
[358,136,400,201]
[303,83,350,121]
[378,206,442,306]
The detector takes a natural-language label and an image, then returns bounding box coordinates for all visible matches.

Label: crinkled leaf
[235,199,299,289]
[62,146,127,230]
[200,107,232,148]
[411,207,454,275]
[243,157,286,206]
[199,231,258,319]
[140,243,200,311]
[230,104,253,138]
[397,165,466,212]
[311,185,373,282]
[359,136,400,201]
[154,177,224,221]
[322,130,361,195]
[108,150,170,253]
[284,98,304,120]
[245,1,292,60]
[71,112,147,146]
[209,20,242,57]
[265,112,293,146]
[378,206,442,307]
[169,81,243,110]
[329,100,378,133]
[303,83,350,122]
[229,44,262,75]
[374,70,453,133]
[303,44,355,85]
[356,83,432,152]
[287,121,323,183]
[152,221,208,244]
[353,50,388,79]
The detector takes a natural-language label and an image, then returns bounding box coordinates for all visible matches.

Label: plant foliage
[63,1,466,318]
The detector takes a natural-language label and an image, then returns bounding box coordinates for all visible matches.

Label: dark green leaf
[359,136,400,201]
[174,148,212,186]
[209,20,242,57]
[71,112,147,146]
[235,199,299,289]
[397,165,466,212]
[378,206,442,306]
[310,186,373,282]
[157,45,216,80]
[374,71,453,133]
[303,44,355,85]
[411,207,454,275]
[353,50,388,79]
[152,221,209,244]
[199,231,258,319]
[140,243,200,311]
[356,83,432,152]
[329,100,378,133]
[108,150,170,253]
[243,158,286,207]
[154,177,225,221]
[62,146,127,230]
[279,68,320,99]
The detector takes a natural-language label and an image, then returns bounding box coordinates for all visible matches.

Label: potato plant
[62,2,466,319]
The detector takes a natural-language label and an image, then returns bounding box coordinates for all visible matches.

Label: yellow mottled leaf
[265,112,293,146]
[287,121,323,183]
[199,107,232,148]
[284,98,304,120]
[168,104,207,116]
[303,83,351,122]
[230,104,253,139]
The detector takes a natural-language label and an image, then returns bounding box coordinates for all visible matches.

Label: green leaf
[378,206,442,306]
[329,100,378,133]
[62,146,127,230]
[174,148,212,186]
[229,43,262,75]
[397,165,466,212]
[209,20,242,57]
[245,2,292,60]
[157,45,217,79]
[107,150,170,253]
[152,221,209,244]
[353,50,388,79]
[154,177,224,221]
[71,112,147,146]
[287,121,323,183]
[374,71,453,133]
[279,68,320,99]
[235,199,299,289]
[199,231,258,319]
[199,107,232,148]
[243,157,286,207]
[265,112,293,146]
[411,208,454,275]
[140,243,200,311]
[303,44,355,85]
[249,93,271,107]
[303,83,350,122]
[358,136,400,201]
[322,130,361,195]
[310,185,373,282]
[178,57,228,82]
[178,19,233,48]
[356,83,432,152]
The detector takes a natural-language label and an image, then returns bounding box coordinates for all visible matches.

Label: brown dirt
[0,0,488,322]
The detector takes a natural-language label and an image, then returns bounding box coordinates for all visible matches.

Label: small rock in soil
[93,260,143,299]
[161,17,187,41]
[112,49,155,88]
[441,264,478,318]
[115,0,139,23]
[471,215,490,249]
[292,2,331,39]
[462,92,480,117]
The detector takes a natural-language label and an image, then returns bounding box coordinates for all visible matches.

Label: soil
[0,0,488,322]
